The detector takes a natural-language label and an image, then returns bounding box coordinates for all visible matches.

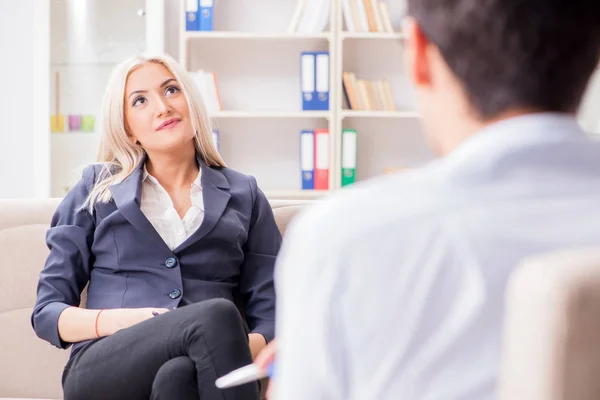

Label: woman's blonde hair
[83,54,225,213]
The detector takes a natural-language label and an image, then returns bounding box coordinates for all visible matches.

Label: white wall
[0,0,50,199]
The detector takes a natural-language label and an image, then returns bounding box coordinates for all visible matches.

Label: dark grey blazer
[31,155,282,357]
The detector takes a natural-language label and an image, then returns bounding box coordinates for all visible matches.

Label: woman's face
[124,62,195,154]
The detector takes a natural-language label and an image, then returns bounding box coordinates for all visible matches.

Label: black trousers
[62,298,259,400]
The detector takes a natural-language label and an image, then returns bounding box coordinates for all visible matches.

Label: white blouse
[140,167,204,251]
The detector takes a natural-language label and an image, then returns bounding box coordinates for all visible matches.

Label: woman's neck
[145,149,199,191]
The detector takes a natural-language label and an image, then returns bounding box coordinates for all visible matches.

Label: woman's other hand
[248,333,267,360]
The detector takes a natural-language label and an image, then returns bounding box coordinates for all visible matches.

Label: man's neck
[436,108,545,156]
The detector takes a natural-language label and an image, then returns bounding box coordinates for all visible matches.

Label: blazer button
[169,289,182,299]
[165,257,178,269]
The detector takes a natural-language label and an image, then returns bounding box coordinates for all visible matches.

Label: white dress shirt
[140,167,204,251]
[274,113,600,400]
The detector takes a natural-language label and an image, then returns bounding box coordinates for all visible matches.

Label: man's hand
[254,339,277,400]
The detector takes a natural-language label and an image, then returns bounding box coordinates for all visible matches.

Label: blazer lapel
[175,157,231,253]
[109,157,169,251]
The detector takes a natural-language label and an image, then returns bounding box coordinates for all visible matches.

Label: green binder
[341,129,357,187]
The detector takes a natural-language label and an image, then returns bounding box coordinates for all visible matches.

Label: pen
[215,362,275,389]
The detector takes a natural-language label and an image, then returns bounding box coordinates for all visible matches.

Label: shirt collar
[445,112,583,161]
[143,164,203,189]
[432,112,588,180]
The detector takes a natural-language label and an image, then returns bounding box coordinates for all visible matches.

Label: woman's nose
[155,97,171,116]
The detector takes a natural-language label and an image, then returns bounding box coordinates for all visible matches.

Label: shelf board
[264,190,330,200]
[341,32,404,40]
[185,31,331,40]
[341,110,421,119]
[209,111,331,119]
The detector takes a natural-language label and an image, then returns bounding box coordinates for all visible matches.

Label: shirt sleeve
[30,165,97,349]
[272,204,349,400]
[238,176,282,343]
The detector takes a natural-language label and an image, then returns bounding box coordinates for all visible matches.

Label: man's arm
[272,208,349,400]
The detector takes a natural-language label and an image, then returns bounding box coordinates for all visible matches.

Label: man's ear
[402,17,432,88]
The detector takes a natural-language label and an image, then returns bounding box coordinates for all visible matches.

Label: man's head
[404,0,600,155]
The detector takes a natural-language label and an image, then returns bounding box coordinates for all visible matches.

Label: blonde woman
[31,54,281,400]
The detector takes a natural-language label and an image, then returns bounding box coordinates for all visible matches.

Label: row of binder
[212,127,359,190]
[343,72,397,111]
[191,70,222,114]
[300,128,358,190]
[185,0,214,31]
[343,0,395,33]
[301,52,330,111]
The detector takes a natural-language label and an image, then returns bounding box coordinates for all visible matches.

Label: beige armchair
[0,198,312,400]
[499,249,600,400]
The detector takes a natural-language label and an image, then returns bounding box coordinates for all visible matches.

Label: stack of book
[288,0,330,34]
[342,72,397,111]
[190,70,222,114]
[342,0,394,33]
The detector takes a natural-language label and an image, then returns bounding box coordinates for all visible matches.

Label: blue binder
[300,130,315,189]
[185,0,199,31]
[301,52,317,110]
[199,0,214,31]
[314,52,330,111]
[212,128,220,152]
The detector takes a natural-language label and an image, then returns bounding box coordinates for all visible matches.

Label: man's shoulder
[293,165,443,245]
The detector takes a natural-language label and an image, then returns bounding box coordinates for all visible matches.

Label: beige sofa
[0,198,312,400]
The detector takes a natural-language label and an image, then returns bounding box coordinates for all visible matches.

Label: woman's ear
[127,134,141,146]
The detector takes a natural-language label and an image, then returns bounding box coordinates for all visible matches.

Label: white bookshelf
[185,31,331,40]
[341,32,404,40]
[178,0,435,199]
[264,190,331,200]
[333,0,432,193]
[211,111,331,119]
[176,0,600,200]
[341,110,421,119]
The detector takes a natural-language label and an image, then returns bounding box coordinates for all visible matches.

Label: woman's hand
[58,307,170,343]
[98,307,170,336]
[248,333,267,360]
[254,339,277,400]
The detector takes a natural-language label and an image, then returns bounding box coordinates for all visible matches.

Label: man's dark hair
[407,0,600,119]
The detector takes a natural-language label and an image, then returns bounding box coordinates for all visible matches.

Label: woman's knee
[152,356,196,394]
[192,298,243,326]
[203,298,240,317]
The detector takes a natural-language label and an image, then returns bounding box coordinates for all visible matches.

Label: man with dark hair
[256,1,600,398]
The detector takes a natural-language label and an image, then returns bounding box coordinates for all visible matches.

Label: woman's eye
[166,85,180,96]
[133,96,146,107]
